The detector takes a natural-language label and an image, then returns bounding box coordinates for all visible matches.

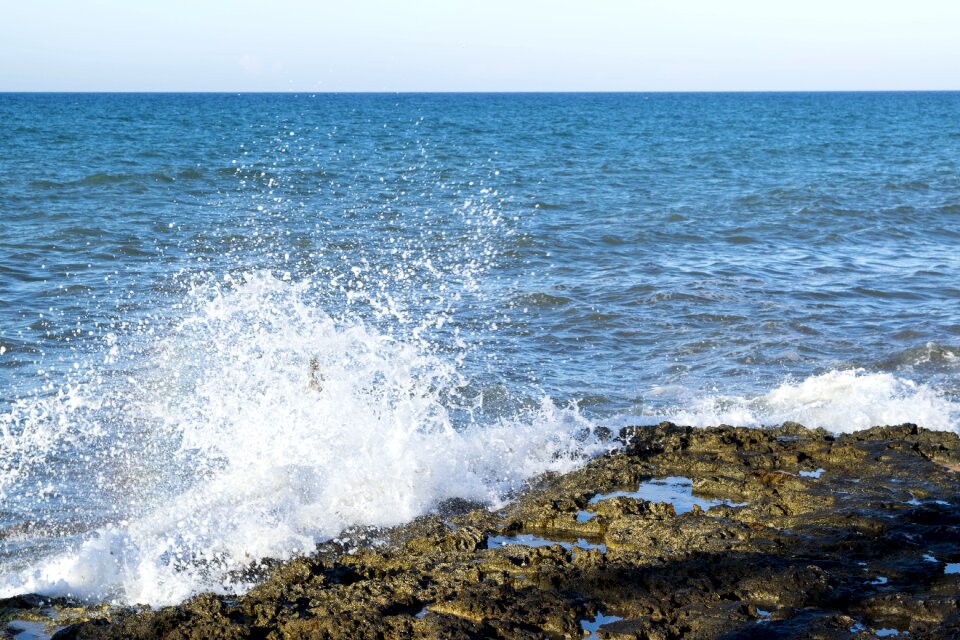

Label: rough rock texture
[9,422,960,639]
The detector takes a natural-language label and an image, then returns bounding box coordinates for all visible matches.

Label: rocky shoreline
[4,422,960,639]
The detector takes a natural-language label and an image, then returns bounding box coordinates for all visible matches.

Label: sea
[1,92,958,606]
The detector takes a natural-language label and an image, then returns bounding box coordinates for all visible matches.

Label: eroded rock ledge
[9,422,960,639]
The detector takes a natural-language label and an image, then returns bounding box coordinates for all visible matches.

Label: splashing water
[3,92,960,607]
[662,369,960,433]
[0,273,604,605]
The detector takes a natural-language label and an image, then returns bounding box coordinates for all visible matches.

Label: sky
[1,0,958,92]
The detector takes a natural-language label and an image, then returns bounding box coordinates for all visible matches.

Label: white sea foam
[663,369,959,433]
[0,273,604,606]
[3,275,957,606]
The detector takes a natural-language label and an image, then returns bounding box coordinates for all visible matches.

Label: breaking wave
[662,369,959,434]
[0,273,605,606]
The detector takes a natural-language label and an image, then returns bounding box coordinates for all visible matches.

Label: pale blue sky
[1,0,958,91]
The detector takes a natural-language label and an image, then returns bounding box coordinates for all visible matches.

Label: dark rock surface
[12,422,960,639]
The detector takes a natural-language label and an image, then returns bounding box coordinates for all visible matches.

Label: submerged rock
[39,423,960,639]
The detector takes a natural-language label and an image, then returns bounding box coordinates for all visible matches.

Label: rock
[37,423,960,639]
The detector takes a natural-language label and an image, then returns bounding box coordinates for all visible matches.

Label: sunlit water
[1,93,958,605]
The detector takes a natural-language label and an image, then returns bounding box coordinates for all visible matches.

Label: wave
[0,272,606,606]
[3,280,957,606]
[654,369,958,434]
[28,170,200,190]
[876,342,960,373]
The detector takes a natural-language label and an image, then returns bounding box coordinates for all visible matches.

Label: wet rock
[41,423,960,639]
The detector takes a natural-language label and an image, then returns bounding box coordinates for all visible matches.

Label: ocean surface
[1,92,958,606]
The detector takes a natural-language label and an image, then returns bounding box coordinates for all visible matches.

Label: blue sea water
[0,92,959,604]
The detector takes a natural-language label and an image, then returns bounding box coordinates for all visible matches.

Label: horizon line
[1,89,959,95]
